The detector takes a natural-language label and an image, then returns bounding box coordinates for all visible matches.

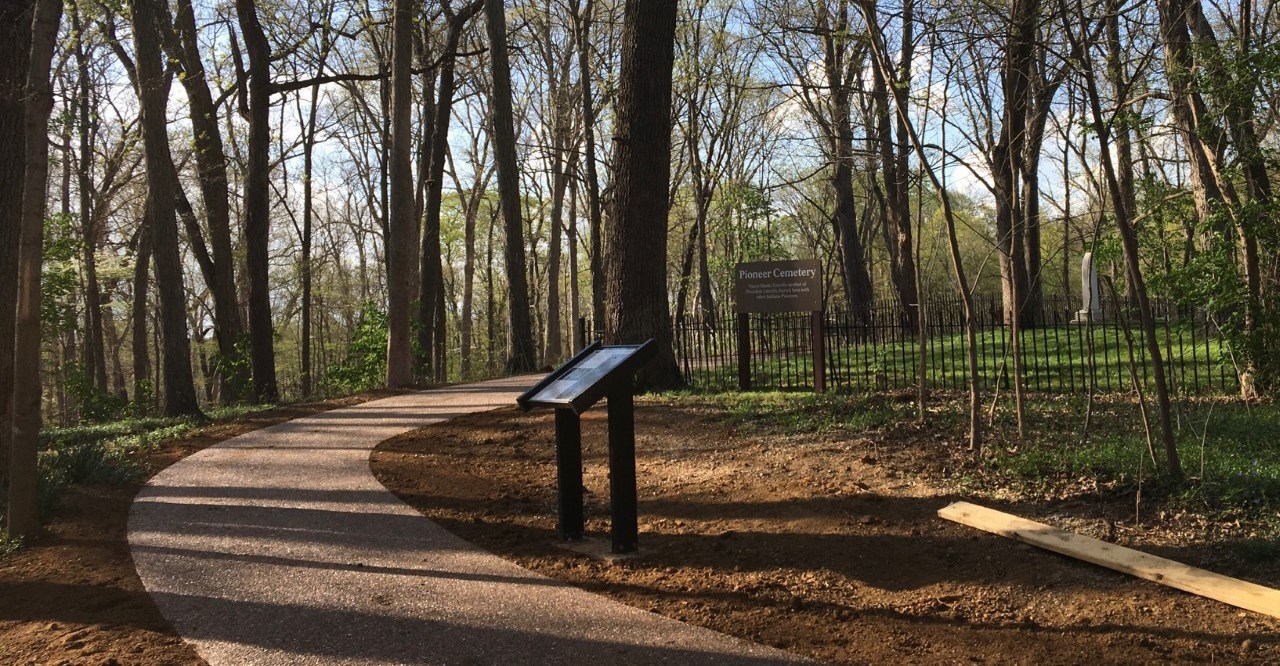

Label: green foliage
[40,441,143,487]
[668,391,914,433]
[41,212,80,338]
[0,530,22,557]
[1154,201,1280,392]
[132,379,155,416]
[212,336,253,401]
[30,403,269,521]
[323,302,388,392]
[973,400,1280,517]
[65,362,129,423]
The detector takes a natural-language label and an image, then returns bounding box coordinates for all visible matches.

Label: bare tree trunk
[133,0,201,418]
[420,2,481,382]
[301,82,319,396]
[298,22,335,397]
[71,2,108,393]
[385,0,419,388]
[9,0,63,538]
[484,0,536,373]
[869,0,918,330]
[459,168,478,377]
[236,0,279,402]
[132,225,152,408]
[102,297,127,399]
[1071,0,1182,478]
[673,217,699,324]
[0,0,33,491]
[567,179,581,348]
[544,105,574,365]
[167,0,248,401]
[820,3,874,326]
[604,0,682,390]
[485,203,498,372]
[572,0,607,335]
[857,0,981,451]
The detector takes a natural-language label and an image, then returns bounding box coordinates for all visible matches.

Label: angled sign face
[734,259,822,313]
[517,340,657,414]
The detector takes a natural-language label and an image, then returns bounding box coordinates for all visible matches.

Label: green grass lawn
[681,322,1238,395]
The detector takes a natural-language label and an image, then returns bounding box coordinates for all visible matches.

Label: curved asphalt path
[129,375,804,665]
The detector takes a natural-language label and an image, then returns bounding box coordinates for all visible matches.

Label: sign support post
[553,408,584,540]
[517,339,656,556]
[812,310,826,393]
[606,383,638,553]
[737,312,751,391]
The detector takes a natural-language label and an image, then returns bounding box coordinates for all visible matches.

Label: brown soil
[372,398,1280,665]
[0,392,401,666]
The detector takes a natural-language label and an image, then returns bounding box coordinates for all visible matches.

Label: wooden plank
[938,500,1280,619]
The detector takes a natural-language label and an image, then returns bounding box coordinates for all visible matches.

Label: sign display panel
[525,347,634,405]
[734,259,822,313]
[517,340,657,414]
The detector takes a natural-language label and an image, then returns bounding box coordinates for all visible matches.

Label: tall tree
[448,113,494,378]
[534,2,577,366]
[70,2,108,394]
[484,0,536,373]
[385,0,418,388]
[163,0,249,401]
[420,0,484,382]
[866,0,918,330]
[9,0,63,538]
[753,0,874,325]
[131,224,152,408]
[604,0,682,390]
[0,0,33,490]
[571,0,606,336]
[131,0,201,417]
[235,0,280,402]
[1066,0,1181,478]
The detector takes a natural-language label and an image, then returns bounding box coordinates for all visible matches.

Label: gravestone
[1072,251,1104,323]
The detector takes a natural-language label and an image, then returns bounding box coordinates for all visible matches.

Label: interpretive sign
[734,259,822,314]
[733,259,826,394]
[517,339,656,554]
[518,340,656,414]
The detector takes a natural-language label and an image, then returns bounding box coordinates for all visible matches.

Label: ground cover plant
[0,392,393,665]
[0,404,269,531]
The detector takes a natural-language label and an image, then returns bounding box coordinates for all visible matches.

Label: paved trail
[129,376,802,665]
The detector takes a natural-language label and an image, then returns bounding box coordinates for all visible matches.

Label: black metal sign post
[553,409,584,540]
[812,310,826,393]
[606,383,638,552]
[517,339,656,554]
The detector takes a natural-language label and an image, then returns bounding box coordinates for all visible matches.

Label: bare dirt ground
[372,396,1280,665]
[0,392,398,666]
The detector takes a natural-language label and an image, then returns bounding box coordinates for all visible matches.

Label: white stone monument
[1072,251,1104,323]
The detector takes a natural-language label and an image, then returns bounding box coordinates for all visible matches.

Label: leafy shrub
[65,362,129,423]
[323,302,389,393]
[0,530,22,558]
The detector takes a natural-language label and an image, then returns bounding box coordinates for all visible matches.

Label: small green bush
[0,530,22,557]
[323,302,389,393]
[65,362,129,423]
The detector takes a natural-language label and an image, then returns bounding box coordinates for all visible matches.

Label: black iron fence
[581,296,1240,396]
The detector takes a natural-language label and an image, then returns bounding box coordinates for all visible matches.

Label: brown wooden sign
[734,259,822,313]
